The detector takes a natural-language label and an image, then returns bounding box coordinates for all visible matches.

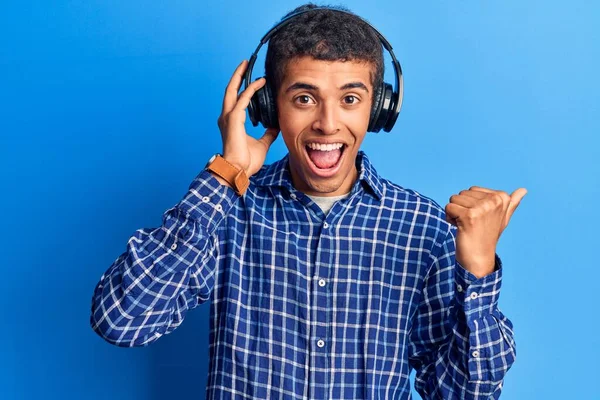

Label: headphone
[243,7,404,133]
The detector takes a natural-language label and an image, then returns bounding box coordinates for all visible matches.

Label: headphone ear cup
[262,80,279,130]
[369,82,394,133]
[368,83,384,132]
[253,77,278,130]
[248,82,262,127]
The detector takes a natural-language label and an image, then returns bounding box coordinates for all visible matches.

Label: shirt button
[323,222,329,229]
[290,193,297,200]
[472,350,480,357]
[317,339,325,348]
[457,284,463,292]
[318,279,326,287]
[215,204,223,212]
[170,243,178,250]
[202,196,210,203]
[470,292,478,300]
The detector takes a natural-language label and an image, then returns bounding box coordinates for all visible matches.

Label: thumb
[502,187,527,230]
[507,188,527,218]
[259,128,280,149]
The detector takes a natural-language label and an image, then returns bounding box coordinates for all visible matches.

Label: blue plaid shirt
[90,151,516,399]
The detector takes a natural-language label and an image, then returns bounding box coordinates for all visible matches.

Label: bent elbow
[89,312,163,348]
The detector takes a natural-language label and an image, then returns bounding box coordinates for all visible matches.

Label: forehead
[280,56,373,89]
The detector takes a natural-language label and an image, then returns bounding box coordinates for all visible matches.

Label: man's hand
[217,59,280,178]
[445,186,527,278]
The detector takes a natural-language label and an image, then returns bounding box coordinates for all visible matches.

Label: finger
[449,194,478,208]
[468,186,508,213]
[468,185,493,190]
[258,128,280,149]
[222,60,248,114]
[469,186,500,193]
[445,202,467,226]
[458,190,488,200]
[505,187,528,222]
[232,77,267,114]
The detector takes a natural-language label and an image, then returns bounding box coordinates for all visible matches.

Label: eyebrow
[285,81,369,94]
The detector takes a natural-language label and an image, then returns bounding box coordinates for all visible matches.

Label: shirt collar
[253,150,384,201]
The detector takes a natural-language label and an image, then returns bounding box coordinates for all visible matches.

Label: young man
[90,4,526,399]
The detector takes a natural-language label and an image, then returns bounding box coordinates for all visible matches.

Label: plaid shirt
[90,151,516,399]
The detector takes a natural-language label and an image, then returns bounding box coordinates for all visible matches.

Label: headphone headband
[244,7,403,133]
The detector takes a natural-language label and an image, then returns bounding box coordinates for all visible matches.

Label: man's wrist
[209,171,234,189]
[205,154,249,195]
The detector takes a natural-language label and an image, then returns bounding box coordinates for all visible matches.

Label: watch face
[206,153,219,168]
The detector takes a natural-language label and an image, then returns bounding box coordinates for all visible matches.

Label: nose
[311,100,341,135]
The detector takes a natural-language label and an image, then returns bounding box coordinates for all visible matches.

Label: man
[90,3,525,399]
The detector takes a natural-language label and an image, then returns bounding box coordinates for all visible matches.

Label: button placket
[311,223,332,394]
[312,275,329,359]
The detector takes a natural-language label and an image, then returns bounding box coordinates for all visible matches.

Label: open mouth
[305,142,347,175]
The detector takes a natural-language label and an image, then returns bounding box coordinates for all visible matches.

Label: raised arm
[90,59,279,347]
[408,225,516,399]
[90,171,238,347]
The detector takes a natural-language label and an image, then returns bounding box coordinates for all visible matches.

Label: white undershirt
[305,192,351,215]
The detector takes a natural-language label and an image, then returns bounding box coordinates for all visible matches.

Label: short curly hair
[264,3,384,115]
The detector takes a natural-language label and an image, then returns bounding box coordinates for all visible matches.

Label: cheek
[279,127,302,155]
[277,103,308,151]
[355,103,372,131]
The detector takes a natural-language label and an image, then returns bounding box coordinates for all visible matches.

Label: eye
[343,95,359,105]
[294,95,315,105]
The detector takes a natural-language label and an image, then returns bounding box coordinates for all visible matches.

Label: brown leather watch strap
[206,155,249,196]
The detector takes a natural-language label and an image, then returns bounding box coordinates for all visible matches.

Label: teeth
[306,142,344,151]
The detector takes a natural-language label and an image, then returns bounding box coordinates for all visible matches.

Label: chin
[305,178,346,195]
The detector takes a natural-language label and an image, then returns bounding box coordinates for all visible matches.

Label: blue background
[1,1,598,399]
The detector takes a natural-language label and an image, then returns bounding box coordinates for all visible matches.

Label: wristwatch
[205,153,249,196]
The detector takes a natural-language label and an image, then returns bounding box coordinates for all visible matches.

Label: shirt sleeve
[90,169,239,347]
[408,224,517,399]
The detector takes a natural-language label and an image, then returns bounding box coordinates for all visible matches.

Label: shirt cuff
[455,253,504,325]
[173,169,240,235]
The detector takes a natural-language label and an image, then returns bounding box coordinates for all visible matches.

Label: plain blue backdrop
[1,1,598,399]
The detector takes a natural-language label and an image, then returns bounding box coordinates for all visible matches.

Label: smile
[306,142,344,151]
[304,142,347,178]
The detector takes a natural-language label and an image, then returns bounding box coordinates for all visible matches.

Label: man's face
[276,56,373,197]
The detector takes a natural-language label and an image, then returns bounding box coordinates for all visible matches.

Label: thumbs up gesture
[445,186,528,279]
